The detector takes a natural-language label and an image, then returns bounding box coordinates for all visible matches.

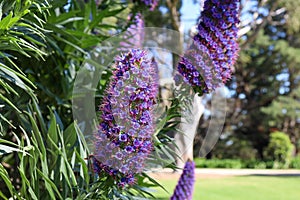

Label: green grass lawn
[151,176,300,200]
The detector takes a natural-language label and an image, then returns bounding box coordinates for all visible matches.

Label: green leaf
[140,173,169,194]
[36,168,63,200]
[58,17,84,25]
[89,7,126,31]
[31,99,47,134]
[0,113,16,129]
[19,168,39,200]
[0,144,27,155]
[0,12,12,30]
[48,110,58,146]
[44,23,78,43]
[48,10,81,24]
[0,61,36,89]
[25,111,46,156]
[53,34,86,54]
[47,131,78,189]
[0,163,20,199]
[75,150,90,185]
[0,93,21,113]
[0,78,19,96]
[0,190,8,200]
[63,123,77,147]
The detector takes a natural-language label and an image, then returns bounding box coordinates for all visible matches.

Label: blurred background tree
[144,0,300,168]
[195,0,300,163]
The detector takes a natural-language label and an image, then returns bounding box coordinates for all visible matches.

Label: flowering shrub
[93,49,158,187]
[0,0,242,199]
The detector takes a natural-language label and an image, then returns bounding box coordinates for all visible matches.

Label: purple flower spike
[93,49,158,187]
[120,13,145,50]
[177,0,240,95]
[170,160,195,200]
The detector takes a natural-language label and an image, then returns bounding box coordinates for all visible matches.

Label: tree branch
[240,1,278,50]
[166,0,180,31]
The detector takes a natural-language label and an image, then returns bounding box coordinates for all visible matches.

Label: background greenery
[193,156,300,169]
[143,0,300,165]
[190,0,300,164]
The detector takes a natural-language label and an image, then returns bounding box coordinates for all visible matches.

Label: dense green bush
[207,136,258,161]
[289,155,300,169]
[263,131,294,168]
[242,160,285,169]
[195,157,300,169]
[194,158,242,169]
[196,132,296,170]
[242,160,266,169]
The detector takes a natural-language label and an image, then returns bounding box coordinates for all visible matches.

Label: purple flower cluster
[139,0,158,11]
[93,49,158,187]
[176,46,215,95]
[177,0,240,94]
[170,160,195,200]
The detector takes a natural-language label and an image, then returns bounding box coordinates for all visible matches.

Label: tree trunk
[175,94,204,168]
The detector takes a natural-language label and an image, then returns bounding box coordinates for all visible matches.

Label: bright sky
[180,0,201,33]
